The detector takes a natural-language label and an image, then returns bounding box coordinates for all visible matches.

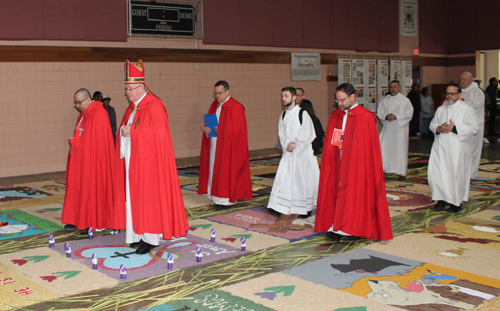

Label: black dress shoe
[260,206,282,218]
[448,204,462,213]
[214,204,231,211]
[433,200,449,211]
[64,224,77,231]
[325,232,341,242]
[129,241,143,249]
[341,235,363,242]
[136,242,157,254]
[298,211,312,219]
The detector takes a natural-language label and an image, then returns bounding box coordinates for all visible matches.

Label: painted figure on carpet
[429,83,479,213]
[261,86,319,219]
[377,80,414,181]
[115,60,189,255]
[0,221,28,235]
[315,83,393,242]
[198,80,253,211]
[366,272,500,310]
[0,188,49,202]
[62,88,116,231]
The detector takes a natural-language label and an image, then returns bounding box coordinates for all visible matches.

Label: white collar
[134,92,147,106]
[463,82,478,91]
[342,102,358,112]
[445,100,460,106]
[219,95,231,106]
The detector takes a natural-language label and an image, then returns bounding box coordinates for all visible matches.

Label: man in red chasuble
[62,88,116,231]
[198,80,253,210]
[314,83,393,242]
[114,60,189,255]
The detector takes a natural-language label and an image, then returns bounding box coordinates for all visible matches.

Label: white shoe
[483,137,490,144]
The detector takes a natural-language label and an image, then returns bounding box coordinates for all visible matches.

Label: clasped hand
[385,113,396,121]
[437,119,454,133]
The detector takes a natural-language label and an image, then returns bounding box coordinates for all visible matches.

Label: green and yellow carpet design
[1,154,500,310]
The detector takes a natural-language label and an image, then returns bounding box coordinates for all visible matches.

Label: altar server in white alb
[428,83,479,213]
[261,86,319,218]
[459,72,485,179]
[377,80,414,181]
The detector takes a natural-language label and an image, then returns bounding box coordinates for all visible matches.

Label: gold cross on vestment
[78,127,84,136]
[133,118,141,129]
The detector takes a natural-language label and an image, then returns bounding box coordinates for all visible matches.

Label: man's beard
[445,99,454,105]
[341,101,353,110]
[283,100,293,108]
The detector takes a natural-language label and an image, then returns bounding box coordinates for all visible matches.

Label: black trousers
[488,107,497,135]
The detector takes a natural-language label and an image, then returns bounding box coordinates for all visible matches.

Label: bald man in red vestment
[115,60,189,255]
[62,88,116,231]
[314,83,393,242]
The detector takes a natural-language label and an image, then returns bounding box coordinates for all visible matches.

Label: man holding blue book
[198,80,253,210]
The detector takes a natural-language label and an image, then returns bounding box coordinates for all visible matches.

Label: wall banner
[400,0,418,37]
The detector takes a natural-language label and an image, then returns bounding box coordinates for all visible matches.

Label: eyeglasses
[445,92,459,96]
[335,97,350,104]
[296,93,304,97]
[73,97,88,105]
[213,90,227,96]
[124,85,142,92]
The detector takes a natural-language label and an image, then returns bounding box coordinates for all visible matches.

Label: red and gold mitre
[125,59,145,85]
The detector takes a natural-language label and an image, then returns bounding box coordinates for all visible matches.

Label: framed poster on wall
[390,60,402,82]
[291,53,321,81]
[338,58,352,84]
[352,60,365,87]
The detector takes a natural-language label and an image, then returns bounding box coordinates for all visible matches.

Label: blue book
[204,114,218,137]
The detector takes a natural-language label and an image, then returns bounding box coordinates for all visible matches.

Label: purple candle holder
[110,229,120,236]
[88,227,93,240]
[65,243,71,257]
[48,233,55,247]
[120,264,126,279]
[167,252,173,270]
[210,229,216,242]
[92,254,98,269]
[196,246,202,262]
[240,237,246,251]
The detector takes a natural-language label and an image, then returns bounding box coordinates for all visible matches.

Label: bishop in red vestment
[62,88,116,231]
[314,83,393,242]
[198,80,252,210]
[115,60,189,254]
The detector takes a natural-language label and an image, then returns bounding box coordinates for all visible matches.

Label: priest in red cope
[198,80,253,210]
[115,60,189,255]
[314,83,393,242]
[62,88,115,231]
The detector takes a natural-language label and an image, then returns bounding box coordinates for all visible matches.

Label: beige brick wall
[0,61,336,178]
